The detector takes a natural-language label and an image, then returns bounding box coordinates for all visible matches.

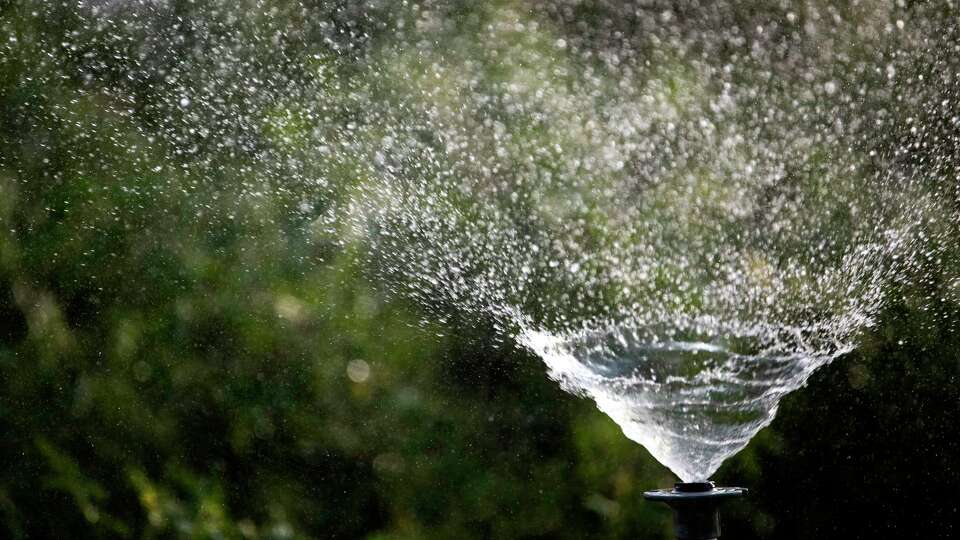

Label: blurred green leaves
[1,1,958,539]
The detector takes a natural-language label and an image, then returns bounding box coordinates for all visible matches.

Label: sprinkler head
[644,481,746,540]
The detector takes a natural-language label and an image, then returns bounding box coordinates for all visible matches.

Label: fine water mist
[28,1,959,484]
[337,2,957,481]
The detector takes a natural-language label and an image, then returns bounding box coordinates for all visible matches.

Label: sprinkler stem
[643,481,746,540]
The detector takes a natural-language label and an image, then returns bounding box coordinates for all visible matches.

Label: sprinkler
[644,481,746,540]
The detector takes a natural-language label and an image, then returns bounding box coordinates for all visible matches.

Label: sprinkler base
[643,482,746,540]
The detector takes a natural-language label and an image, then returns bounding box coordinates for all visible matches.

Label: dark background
[1,1,958,538]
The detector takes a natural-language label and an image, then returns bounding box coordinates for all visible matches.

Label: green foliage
[1,1,958,539]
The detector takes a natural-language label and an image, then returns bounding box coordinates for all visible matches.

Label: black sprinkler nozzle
[643,481,746,540]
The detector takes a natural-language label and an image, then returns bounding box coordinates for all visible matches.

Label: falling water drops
[13,0,958,483]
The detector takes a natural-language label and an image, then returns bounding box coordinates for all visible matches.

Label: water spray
[644,481,746,540]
